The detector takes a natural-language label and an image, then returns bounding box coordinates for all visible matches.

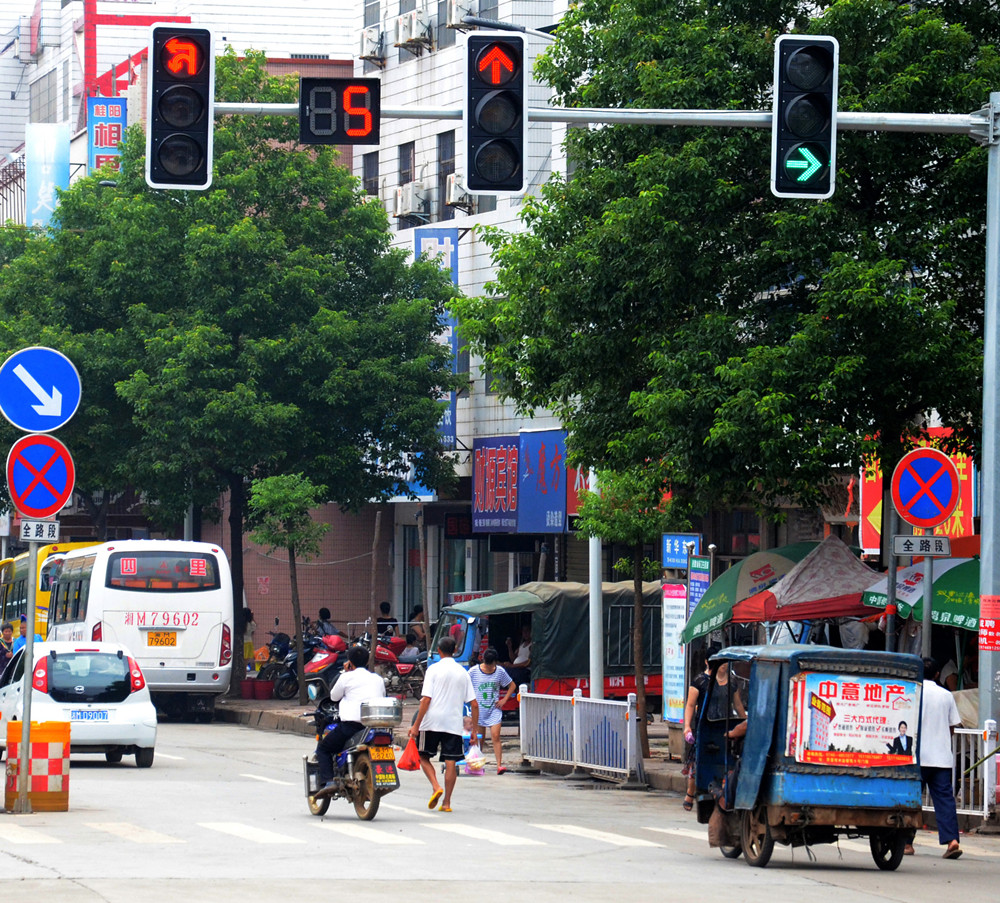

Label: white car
[0,641,157,767]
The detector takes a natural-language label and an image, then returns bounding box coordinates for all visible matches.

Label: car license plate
[369,745,395,761]
[148,631,177,647]
[71,710,108,721]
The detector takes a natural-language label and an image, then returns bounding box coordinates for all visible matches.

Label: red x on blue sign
[890,447,960,530]
[5,433,76,519]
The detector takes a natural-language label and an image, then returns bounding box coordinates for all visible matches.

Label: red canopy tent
[730,535,881,623]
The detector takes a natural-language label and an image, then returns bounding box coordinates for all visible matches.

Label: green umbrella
[861,557,980,631]
[680,542,819,643]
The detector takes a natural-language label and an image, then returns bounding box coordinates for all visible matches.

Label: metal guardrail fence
[921,726,998,819]
[518,687,644,783]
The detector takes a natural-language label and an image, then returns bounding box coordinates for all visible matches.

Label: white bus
[46,540,234,719]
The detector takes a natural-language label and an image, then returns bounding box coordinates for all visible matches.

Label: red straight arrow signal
[479,45,515,85]
[165,37,201,76]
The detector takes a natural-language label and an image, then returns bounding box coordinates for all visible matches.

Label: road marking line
[425,823,545,846]
[532,824,660,847]
[198,822,305,844]
[381,802,436,819]
[316,823,424,845]
[644,826,705,842]
[155,753,185,761]
[85,822,182,844]
[0,824,60,844]
[240,773,295,786]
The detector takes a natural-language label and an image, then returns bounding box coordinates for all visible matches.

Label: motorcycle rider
[316,645,385,792]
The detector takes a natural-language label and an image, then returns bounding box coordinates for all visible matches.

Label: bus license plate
[148,631,177,647]
[369,746,395,761]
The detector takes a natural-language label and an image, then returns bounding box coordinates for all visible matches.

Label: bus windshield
[106,551,222,592]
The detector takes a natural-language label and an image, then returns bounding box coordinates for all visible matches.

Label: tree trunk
[228,474,246,691]
[289,545,308,705]
[632,543,650,758]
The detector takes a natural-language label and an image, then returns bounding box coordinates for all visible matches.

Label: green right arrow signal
[785,146,822,182]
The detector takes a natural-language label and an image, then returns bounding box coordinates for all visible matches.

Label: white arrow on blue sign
[0,346,82,433]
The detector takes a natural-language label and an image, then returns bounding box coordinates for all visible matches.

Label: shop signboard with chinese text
[517,429,566,533]
[472,436,518,532]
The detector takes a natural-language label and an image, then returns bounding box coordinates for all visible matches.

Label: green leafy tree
[248,474,330,704]
[576,465,690,757]
[453,1,997,545]
[0,50,460,647]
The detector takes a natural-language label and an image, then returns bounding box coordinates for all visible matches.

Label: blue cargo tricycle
[694,645,924,869]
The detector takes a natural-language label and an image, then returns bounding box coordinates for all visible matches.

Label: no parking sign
[890,447,960,530]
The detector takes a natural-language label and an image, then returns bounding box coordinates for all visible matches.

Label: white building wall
[365,1,567,479]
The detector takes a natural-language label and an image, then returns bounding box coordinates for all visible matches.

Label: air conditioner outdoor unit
[359,25,385,62]
[408,7,433,45]
[446,0,477,28]
[394,182,427,217]
[445,173,473,207]
[393,14,412,47]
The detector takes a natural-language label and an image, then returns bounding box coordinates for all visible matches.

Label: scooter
[304,635,349,713]
[302,699,402,821]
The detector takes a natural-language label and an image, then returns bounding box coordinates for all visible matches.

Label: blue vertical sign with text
[416,227,460,451]
[88,96,128,173]
[517,429,567,533]
[26,122,70,228]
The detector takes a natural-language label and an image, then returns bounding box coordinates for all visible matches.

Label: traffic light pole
[213,94,999,732]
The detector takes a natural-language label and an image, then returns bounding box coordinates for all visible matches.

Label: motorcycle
[302,698,402,821]
[256,631,293,683]
[357,632,426,699]
[259,632,327,700]
[304,635,349,713]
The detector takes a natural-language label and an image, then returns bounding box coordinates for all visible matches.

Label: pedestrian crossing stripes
[0,824,60,844]
[84,822,182,844]
[197,822,305,844]
[316,822,424,844]
[425,822,545,846]
[532,824,661,847]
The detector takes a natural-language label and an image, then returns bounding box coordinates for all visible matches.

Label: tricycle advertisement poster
[785,672,921,767]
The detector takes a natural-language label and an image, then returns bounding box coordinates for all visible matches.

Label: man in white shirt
[504,624,532,686]
[912,658,963,859]
[408,635,478,812]
[316,645,386,791]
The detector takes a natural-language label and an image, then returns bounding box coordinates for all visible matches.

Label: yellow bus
[0,543,99,638]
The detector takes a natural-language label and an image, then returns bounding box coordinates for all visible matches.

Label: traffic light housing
[299,78,381,145]
[771,35,838,199]
[464,33,526,194]
[146,25,214,190]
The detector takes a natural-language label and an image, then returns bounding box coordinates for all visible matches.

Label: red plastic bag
[397,738,421,771]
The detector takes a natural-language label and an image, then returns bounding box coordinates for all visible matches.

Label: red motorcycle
[304,634,348,713]
[360,633,426,699]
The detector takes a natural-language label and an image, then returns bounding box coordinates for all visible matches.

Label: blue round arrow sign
[0,346,82,433]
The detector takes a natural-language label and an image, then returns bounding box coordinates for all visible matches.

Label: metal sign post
[12,541,39,814]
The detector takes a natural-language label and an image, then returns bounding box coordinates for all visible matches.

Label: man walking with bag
[408,635,478,812]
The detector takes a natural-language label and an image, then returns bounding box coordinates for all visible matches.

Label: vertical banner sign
[981,595,1000,652]
[517,429,567,533]
[25,122,70,228]
[687,556,712,618]
[88,97,127,172]
[415,227,459,451]
[472,436,519,532]
[662,583,687,724]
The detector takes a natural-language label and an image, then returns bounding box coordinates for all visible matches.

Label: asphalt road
[0,721,995,902]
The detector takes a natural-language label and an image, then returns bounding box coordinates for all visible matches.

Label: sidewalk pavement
[213,693,687,794]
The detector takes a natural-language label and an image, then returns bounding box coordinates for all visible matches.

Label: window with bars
[438,130,455,221]
[363,152,380,197]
